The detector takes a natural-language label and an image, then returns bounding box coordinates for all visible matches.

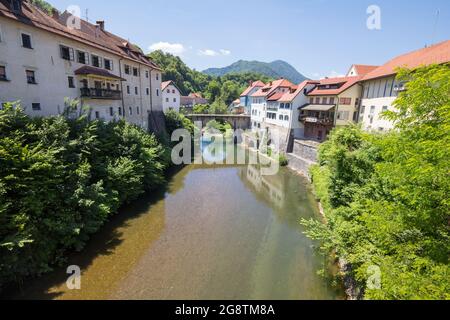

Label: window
[279,114,283,120]
[91,55,102,68]
[135,87,138,95]
[284,115,289,121]
[322,97,328,104]
[95,111,100,119]
[173,98,176,103]
[382,106,388,112]
[127,86,130,94]
[167,89,170,94]
[339,97,352,105]
[129,107,132,115]
[109,107,114,117]
[26,70,36,84]
[31,103,41,111]
[146,88,150,95]
[156,89,159,96]
[68,76,75,88]
[145,71,149,78]
[21,33,32,49]
[124,65,131,75]
[133,67,138,77]
[329,97,335,105]
[118,107,122,116]
[12,0,21,11]
[285,103,291,110]
[360,106,366,114]
[0,66,7,81]
[166,98,169,102]
[315,97,320,104]
[136,106,140,115]
[156,73,159,81]
[60,45,74,61]
[370,106,376,114]
[104,58,113,71]
[77,50,89,64]
[172,89,175,94]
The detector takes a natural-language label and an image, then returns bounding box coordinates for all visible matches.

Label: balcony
[299,115,333,126]
[80,88,122,100]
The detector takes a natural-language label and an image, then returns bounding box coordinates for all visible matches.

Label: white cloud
[148,42,186,56]
[198,48,232,57]
[220,49,231,56]
[198,49,219,56]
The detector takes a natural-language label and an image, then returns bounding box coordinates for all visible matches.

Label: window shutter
[69,47,74,61]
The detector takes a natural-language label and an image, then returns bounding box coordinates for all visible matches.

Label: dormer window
[12,0,22,12]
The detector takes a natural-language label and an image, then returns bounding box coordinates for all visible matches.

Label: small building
[230,98,244,114]
[240,80,265,114]
[161,80,181,112]
[180,93,208,112]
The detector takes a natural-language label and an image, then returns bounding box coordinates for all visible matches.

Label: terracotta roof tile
[240,80,265,97]
[362,40,450,81]
[308,76,361,96]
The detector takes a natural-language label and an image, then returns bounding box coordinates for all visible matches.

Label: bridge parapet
[186,114,251,130]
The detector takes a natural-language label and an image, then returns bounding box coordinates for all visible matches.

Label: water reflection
[5,148,341,300]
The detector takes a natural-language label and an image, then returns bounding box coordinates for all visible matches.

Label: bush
[0,103,169,288]
[302,65,450,300]
[278,153,289,167]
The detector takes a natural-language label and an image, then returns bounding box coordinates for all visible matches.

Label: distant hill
[203,60,308,84]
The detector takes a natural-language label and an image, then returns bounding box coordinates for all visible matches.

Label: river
[6,141,342,300]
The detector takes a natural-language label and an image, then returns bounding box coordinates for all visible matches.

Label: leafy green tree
[302,64,450,300]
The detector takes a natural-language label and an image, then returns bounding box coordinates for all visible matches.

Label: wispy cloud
[149,42,186,56]
[198,48,232,57]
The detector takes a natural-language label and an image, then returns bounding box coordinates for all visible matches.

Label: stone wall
[287,139,320,179]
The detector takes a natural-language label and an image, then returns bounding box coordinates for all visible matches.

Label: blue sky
[49,0,450,79]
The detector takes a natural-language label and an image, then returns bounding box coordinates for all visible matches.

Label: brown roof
[362,40,450,81]
[350,64,379,76]
[74,65,125,80]
[279,80,320,102]
[240,80,266,97]
[0,0,161,70]
[161,80,173,91]
[251,79,295,97]
[307,76,361,96]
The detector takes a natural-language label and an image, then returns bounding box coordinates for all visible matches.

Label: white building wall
[0,16,161,130]
[360,76,400,131]
[161,84,180,112]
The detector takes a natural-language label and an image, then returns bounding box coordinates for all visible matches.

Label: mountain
[203,60,308,84]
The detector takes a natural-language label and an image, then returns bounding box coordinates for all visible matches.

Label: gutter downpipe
[119,58,126,121]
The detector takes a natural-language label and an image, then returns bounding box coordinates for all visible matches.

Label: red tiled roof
[161,81,173,91]
[267,91,284,101]
[351,64,379,76]
[307,76,361,96]
[0,1,161,70]
[74,65,125,80]
[251,79,295,97]
[279,80,320,102]
[362,40,450,81]
[240,80,265,97]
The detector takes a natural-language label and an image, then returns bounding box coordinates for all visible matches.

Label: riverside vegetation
[0,102,185,289]
[302,64,450,300]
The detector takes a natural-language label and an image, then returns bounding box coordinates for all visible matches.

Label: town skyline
[48,0,450,79]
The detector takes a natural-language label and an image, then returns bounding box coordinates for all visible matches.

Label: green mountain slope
[203,60,308,83]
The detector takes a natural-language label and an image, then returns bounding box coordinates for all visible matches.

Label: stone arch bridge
[186,114,251,130]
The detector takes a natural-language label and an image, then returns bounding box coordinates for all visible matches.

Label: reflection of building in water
[245,165,285,209]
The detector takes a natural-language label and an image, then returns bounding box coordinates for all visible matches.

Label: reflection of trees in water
[238,165,320,228]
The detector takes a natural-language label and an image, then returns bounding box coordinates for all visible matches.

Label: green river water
[7,143,342,300]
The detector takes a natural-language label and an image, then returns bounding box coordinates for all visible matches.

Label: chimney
[52,8,60,21]
[96,20,105,31]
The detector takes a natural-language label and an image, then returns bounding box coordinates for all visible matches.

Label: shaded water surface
[7,145,341,300]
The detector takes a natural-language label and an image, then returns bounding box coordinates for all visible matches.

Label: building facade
[240,80,265,115]
[359,40,450,132]
[0,0,162,130]
[161,80,181,113]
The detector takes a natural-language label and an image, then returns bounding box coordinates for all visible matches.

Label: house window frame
[124,64,131,75]
[31,103,41,111]
[26,69,37,84]
[104,58,113,71]
[76,50,89,64]
[60,44,74,61]
[0,65,8,81]
[91,54,102,68]
[68,76,75,88]
[21,32,33,49]
[133,67,139,77]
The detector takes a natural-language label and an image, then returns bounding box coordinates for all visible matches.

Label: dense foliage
[31,0,55,15]
[302,64,450,300]
[148,50,273,105]
[0,104,170,288]
[164,109,195,137]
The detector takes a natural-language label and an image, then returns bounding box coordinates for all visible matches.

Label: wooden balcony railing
[80,88,122,100]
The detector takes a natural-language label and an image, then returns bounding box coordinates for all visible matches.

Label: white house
[0,0,163,130]
[359,40,450,132]
[161,80,181,113]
